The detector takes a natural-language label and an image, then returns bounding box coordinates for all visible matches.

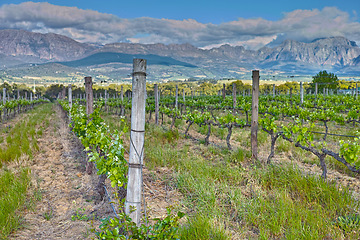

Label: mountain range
[0,29,359,82]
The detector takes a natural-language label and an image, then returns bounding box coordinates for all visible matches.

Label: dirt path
[8,104,182,240]
[10,104,114,240]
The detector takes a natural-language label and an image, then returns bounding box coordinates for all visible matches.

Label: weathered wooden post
[251,70,259,162]
[68,84,72,112]
[105,89,107,111]
[273,84,275,97]
[154,84,159,125]
[232,83,236,110]
[85,77,94,117]
[120,85,124,116]
[300,82,304,105]
[222,84,226,100]
[3,88,6,105]
[30,92,32,102]
[85,77,94,174]
[356,83,358,99]
[62,86,66,100]
[125,59,146,226]
[183,89,186,111]
[175,85,178,109]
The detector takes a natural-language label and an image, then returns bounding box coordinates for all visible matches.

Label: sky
[0,0,359,50]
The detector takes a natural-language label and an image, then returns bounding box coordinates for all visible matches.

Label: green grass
[245,165,359,239]
[0,103,54,165]
[0,168,31,239]
[179,214,230,240]
[0,103,54,239]
[102,113,360,239]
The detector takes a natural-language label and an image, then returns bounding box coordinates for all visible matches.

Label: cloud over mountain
[0,2,359,49]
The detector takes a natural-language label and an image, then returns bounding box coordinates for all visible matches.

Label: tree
[311,70,339,92]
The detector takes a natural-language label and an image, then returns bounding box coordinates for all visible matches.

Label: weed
[179,214,230,240]
[335,215,360,233]
[71,208,91,221]
[43,208,53,221]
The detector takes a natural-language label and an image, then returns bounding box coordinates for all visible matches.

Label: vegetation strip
[0,103,53,239]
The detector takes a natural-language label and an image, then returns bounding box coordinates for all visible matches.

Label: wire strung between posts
[104,185,118,218]
[310,131,358,138]
[94,162,119,218]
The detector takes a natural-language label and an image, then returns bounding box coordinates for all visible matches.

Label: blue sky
[0,1,359,49]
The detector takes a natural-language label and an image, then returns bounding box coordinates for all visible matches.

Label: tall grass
[102,114,360,239]
[0,103,54,239]
[0,168,30,239]
[245,165,359,239]
[0,103,51,165]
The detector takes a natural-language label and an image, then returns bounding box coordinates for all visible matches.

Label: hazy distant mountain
[98,37,360,73]
[1,29,360,80]
[258,37,360,67]
[58,52,196,68]
[0,29,95,63]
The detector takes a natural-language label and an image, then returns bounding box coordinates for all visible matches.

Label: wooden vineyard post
[125,59,146,226]
[3,88,5,105]
[3,88,6,119]
[232,83,236,110]
[154,84,159,125]
[62,87,66,100]
[300,82,304,105]
[68,84,72,119]
[183,89,186,111]
[273,84,275,97]
[85,77,94,174]
[175,85,178,109]
[121,85,124,116]
[85,77,94,116]
[222,84,226,100]
[356,83,358,99]
[251,70,259,162]
[105,89,107,111]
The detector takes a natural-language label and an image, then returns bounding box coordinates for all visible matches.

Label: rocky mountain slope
[0,29,359,78]
[0,29,95,63]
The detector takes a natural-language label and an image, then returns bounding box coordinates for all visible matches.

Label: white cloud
[0,2,359,49]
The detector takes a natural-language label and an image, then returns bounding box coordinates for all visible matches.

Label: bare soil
[9,104,181,239]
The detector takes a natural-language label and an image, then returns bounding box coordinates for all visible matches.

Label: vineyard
[1,64,360,239]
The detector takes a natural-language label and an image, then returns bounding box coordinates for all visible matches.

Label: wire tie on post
[128,163,143,169]
[131,129,145,133]
[132,72,147,77]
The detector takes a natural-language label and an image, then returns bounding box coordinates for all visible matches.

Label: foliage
[95,207,184,240]
[311,70,339,91]
[60,99,185,239]
[66,101,128,188]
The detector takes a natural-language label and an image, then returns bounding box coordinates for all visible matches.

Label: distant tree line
[0,71,357,99]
